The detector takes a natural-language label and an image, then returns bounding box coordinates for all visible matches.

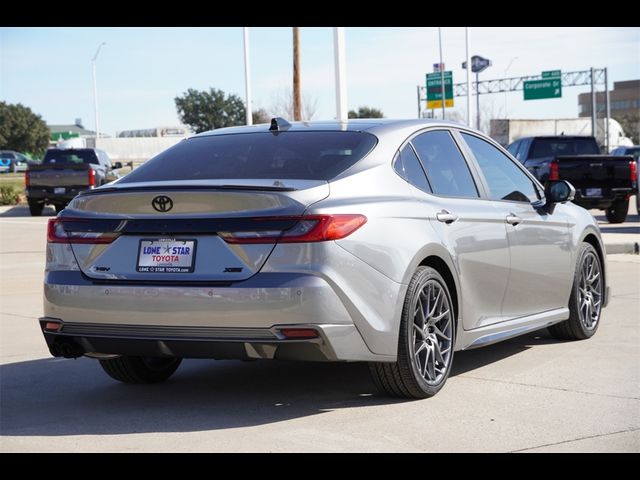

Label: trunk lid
[61,179,329,282]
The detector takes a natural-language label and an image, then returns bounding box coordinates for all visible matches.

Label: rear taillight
[218,214,367,244]
[630,160,637,183]
[25,170,30,188]
[549,160,559,181]
[47,218,119,244]
[88,168,95,187]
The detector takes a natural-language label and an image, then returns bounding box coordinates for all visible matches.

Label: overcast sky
[1,27,638,135]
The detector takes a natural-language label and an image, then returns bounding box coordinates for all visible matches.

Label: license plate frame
[584,188,602,197]
[136,238,197,273]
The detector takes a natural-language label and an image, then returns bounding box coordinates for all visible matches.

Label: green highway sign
[542,70,561,78]
[426,71,454,109]
[523,78,562,100]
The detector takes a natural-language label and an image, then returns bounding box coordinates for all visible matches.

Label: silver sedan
[40,119,608,398]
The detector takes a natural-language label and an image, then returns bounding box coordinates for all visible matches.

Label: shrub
[0,185,21,205]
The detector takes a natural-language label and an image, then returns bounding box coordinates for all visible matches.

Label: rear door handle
[506,213,522,226]
[436,210,459,224]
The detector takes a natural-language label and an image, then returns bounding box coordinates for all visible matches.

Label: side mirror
[544,180,575,212]
[112,162,123,169]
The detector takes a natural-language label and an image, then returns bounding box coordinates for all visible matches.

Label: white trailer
[490,118,634,152]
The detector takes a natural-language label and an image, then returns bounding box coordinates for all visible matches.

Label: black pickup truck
[507,136,637,223]
[25,148,121,216]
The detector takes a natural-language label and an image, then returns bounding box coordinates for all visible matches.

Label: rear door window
[411,130,479,198]
[119,132,377,182]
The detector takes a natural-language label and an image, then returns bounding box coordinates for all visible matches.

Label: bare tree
[269,87,318,121]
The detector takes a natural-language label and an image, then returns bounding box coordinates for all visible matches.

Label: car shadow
[0,329,560,437]
[0,205,56,217]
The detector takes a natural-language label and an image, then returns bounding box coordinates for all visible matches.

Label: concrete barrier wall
[87,137,187,163]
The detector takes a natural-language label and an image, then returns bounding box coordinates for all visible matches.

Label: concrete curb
[605,243,639,255]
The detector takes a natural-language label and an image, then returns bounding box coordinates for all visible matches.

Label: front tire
[548,243,603,340]
[99,356,182,384]
[369,266,455,398]
[605,198,628,224]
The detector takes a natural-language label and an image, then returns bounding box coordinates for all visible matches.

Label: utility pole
[465,28,471,127]
[243,27,252,125]
[333,27,348,122]
[417,85,422,118]
[293,27,302,121]
[438,27,446,120]
[92,42,106,142]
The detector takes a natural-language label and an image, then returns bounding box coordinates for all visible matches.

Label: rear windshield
[119,132,378,183]
[530,138,600,158]
[43,150,99,165]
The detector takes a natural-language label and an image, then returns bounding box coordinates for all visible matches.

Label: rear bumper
[43,271,390,362]
[28,187,90,203]
[39,319,372,362]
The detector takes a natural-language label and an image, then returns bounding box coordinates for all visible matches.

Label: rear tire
[99,356,182,384]
[369,266,455,398]
[605,198,628,224]
[548,243,603,340]
[28,200,44,216]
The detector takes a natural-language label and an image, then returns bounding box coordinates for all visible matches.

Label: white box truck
[490,118,634,153]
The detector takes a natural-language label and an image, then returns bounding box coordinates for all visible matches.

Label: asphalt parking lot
[0,204,638,452]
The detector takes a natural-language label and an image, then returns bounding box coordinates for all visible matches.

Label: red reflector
[630,160,637,183]
[25,170,30,188]
[88,168,95,187]
[549,160,559,181]
[279,328,319,339]
[45,322,61,331]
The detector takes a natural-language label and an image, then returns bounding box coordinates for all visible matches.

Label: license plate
[584,188,602,197]
[137,239,197,273]
[54,187,66,194]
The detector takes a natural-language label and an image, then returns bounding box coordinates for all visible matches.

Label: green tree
[348,106,384,119]
[0,102,50,156]
[174,88,246,133]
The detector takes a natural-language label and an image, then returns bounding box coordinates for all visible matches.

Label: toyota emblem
[152,195,173,212]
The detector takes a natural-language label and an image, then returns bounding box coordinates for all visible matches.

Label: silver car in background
[40,119,608,398]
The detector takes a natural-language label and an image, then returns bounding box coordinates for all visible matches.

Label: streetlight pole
[243,28,253,125]
[333,27,347,122]
[92,42,106,142]
[437,27,446,120]
[476,72,480,130]
[503,56,518,118]
[465,28,471,127]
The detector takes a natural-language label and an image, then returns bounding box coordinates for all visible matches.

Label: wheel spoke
[413,323,426,339]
